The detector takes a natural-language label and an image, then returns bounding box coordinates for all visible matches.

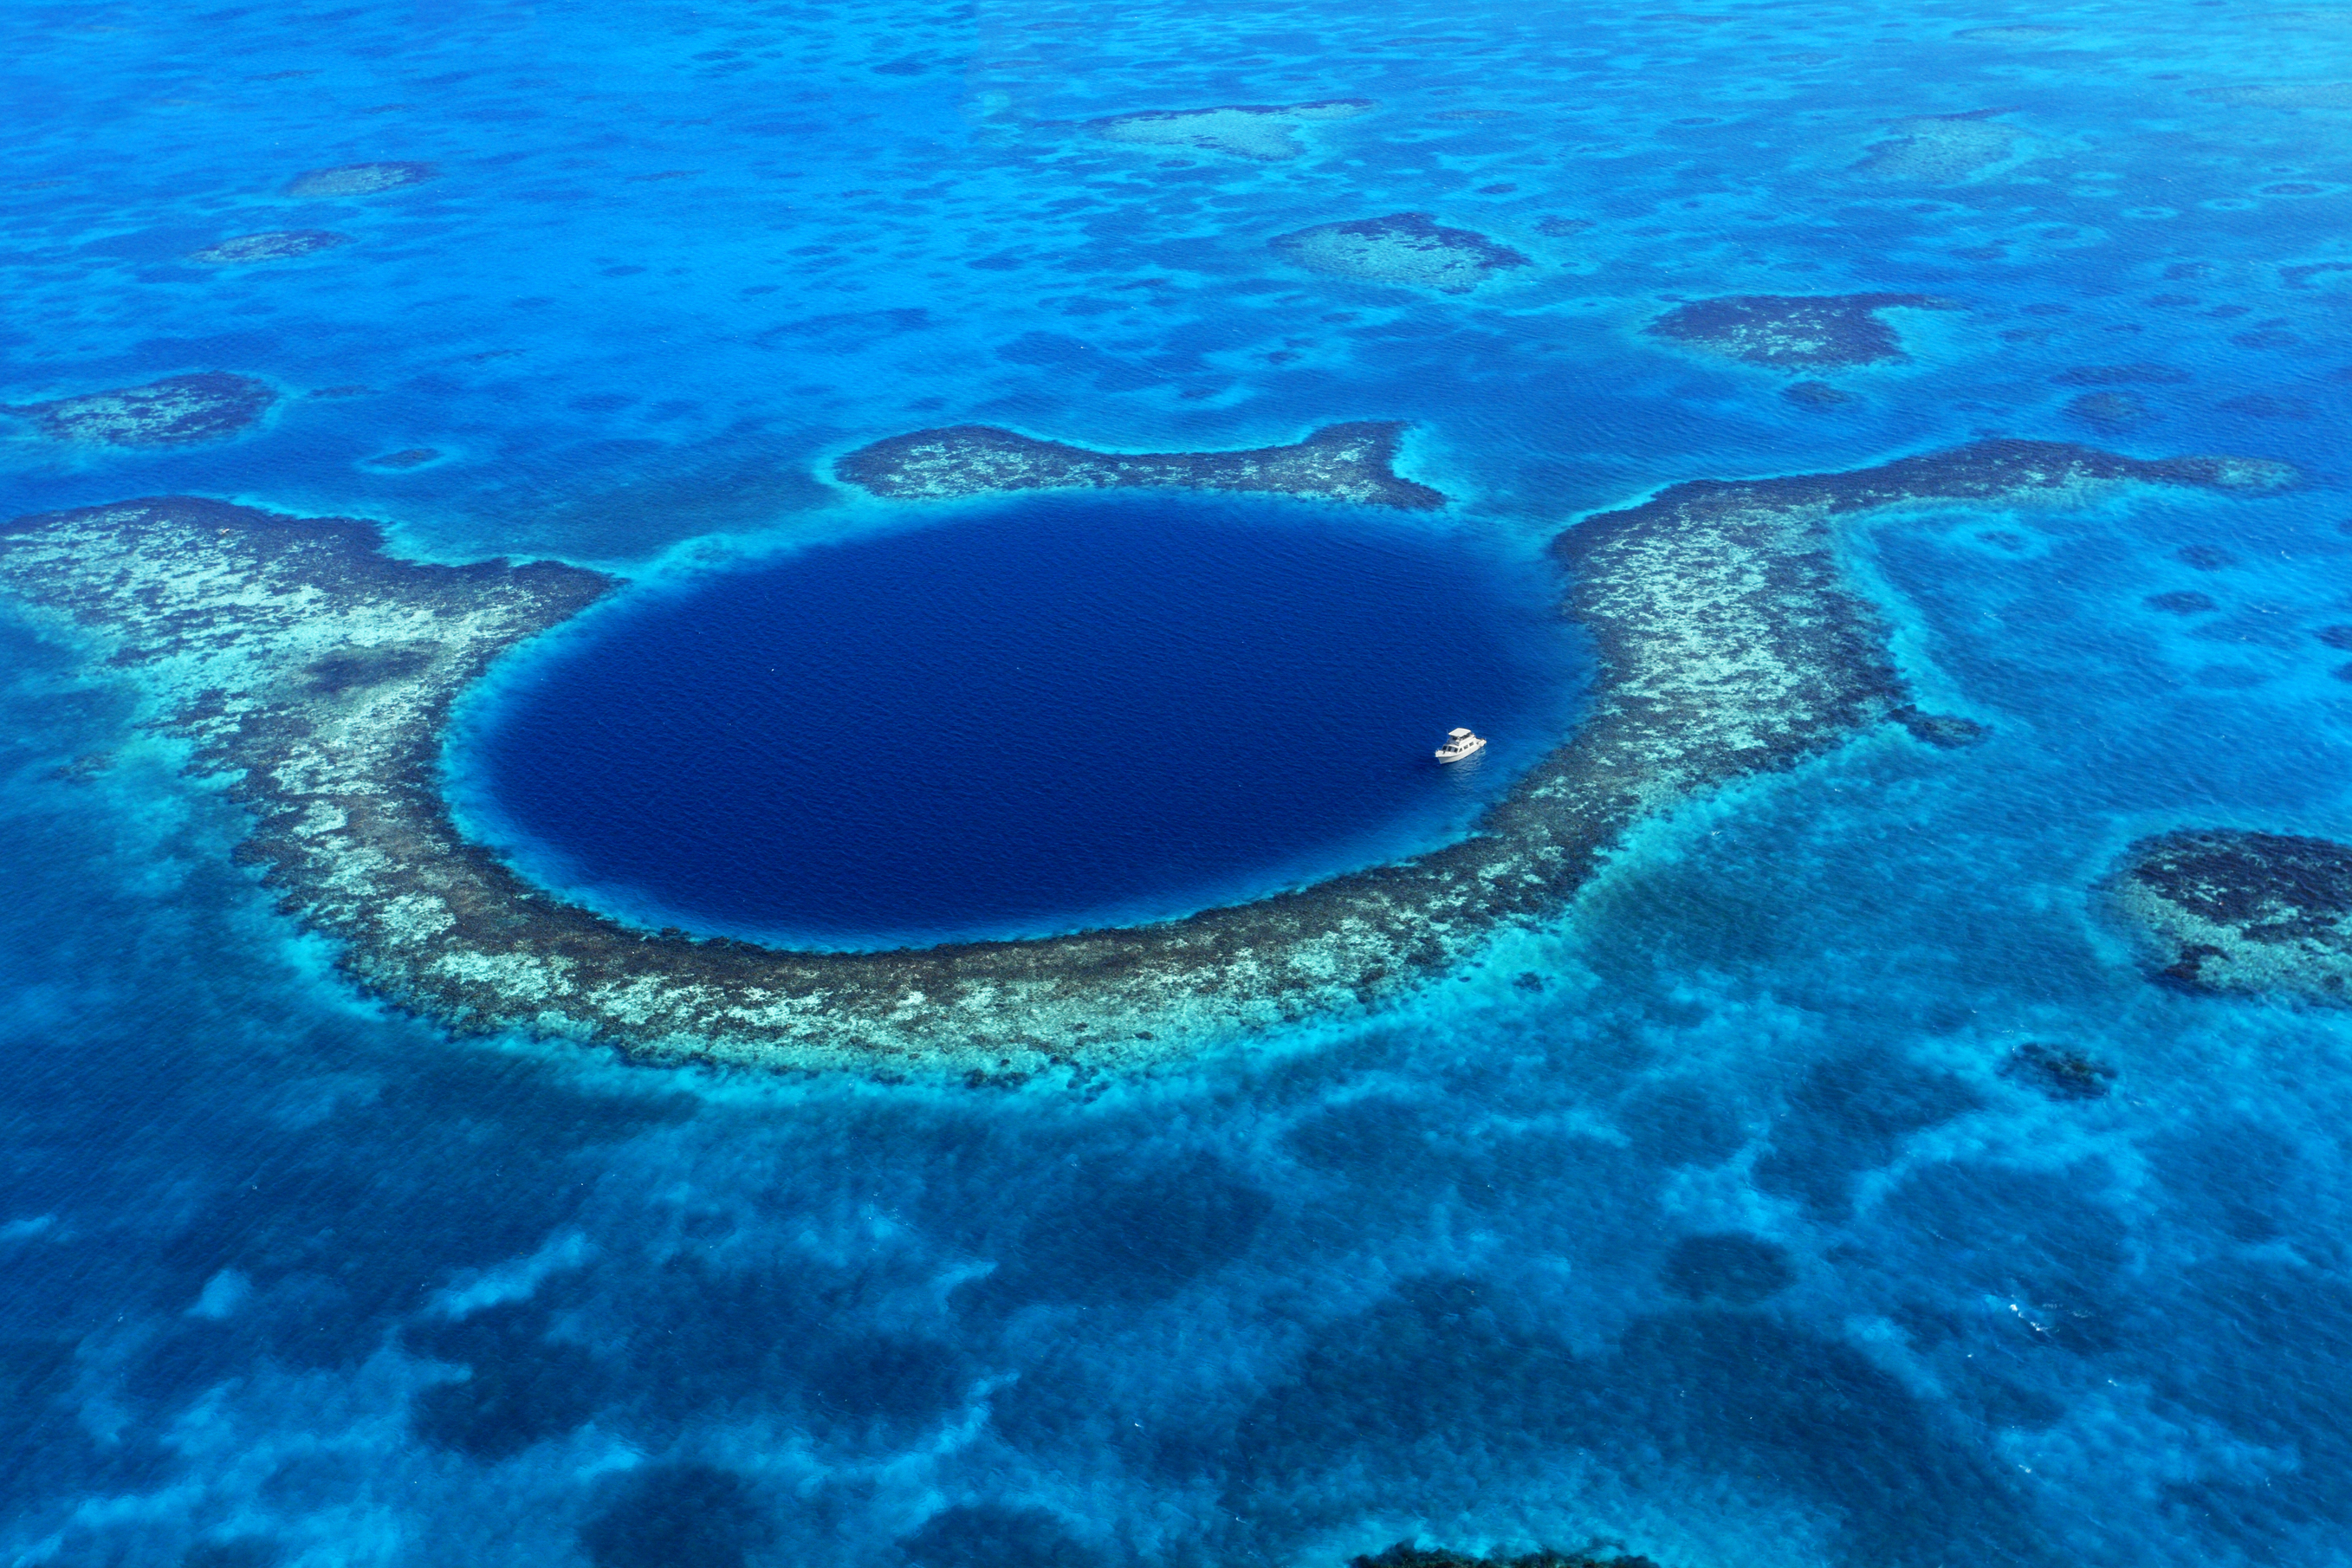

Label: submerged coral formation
[1091,99,1371,159]
[1269,212,1530,294]
[1854,112,2024,181]
[0,440,2292,1077]
[2110,828,2352,1004]
[185,230,347,265]
[1648,294,1954,369]
[284,161,437,197]
[6,373,277,447]
[836,421,1444,509]
[1999,1042,2116,1101]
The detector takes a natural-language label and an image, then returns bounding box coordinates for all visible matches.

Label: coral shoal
[2109,828,2352,1004]
[1648,294,1957,369]
[1853,112,2023,181]
[1269,212,1530,294]
[283,161,437,197]
[835,421,1445,509]
[185,230,347,265]
[1090,100,1371,160]
[0,440,2291,1078]
[6,373,278,447]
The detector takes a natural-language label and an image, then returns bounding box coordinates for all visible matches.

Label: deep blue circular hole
[452,492,1590,949]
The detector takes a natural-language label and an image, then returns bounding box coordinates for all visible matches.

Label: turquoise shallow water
[4,2,2352,1566]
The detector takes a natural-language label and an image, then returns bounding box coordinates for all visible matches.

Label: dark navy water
[460,496,1579,947]
[7,2,2352,1566]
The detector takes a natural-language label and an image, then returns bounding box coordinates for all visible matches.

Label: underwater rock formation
[284,161,437,197]
[836,421,1445,509]
[1090,99,1370,159]
[1269,212,1530,294]
[5,373,276,447]
[1647,294,1954,369]
[186,230,347,265]
[1999,1042,2116,1101]
[2110,829,2352,1005]
[1854,111,2024,181]
[0,441,2293,1077]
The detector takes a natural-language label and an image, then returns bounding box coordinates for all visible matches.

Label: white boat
[1435,727,1487,763]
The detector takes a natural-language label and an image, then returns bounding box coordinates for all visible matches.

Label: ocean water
[450,492,1584,949]
[3,0,2352,1565]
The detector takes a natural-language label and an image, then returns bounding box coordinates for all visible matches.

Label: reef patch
[2065,392,2155,431]
[1648,294,1956,369]
[2000,1042,2116,1101]
[1269,212,1530,294]
[284,161,437,197]
[5,373,277,447]
[1090,99,1371,160]
[365,447,444,470]
[1854,111,2024,181]
[835,421,1444,509]
[185,230,347,265]
[0,441,2292,1077]
[2109,828,2352,1004]
[1351,1547,1656,1568]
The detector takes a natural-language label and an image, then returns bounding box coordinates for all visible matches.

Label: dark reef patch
[897,1504,1101,1568]
[580,1463,772,1568]
[2064,391,2154,431]
[1753,1053,1982,1221]
[1661,1233,1795,1305]
[966,1153,1271,1308]
[1783,379,1851,407]
[2175,544,2237,570]
[2109,828,2352,1003]
[1232,1277,2055,1564]
[2146,590,2219,615]
[283,161,437,198]
[364,447,443,470]
[837,421,1444,509]
[1269,212,1530,294]
[0,440,2295,1075]
[185,230,347,266]
[6,373,276,447]
[1647,293,1955,368]
[405,1302,607,1461]
[1351,1546,1657,1568]
[2316,625,2352,650]
[1891,705,1989,748]
[1999,1041,2116,1101]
